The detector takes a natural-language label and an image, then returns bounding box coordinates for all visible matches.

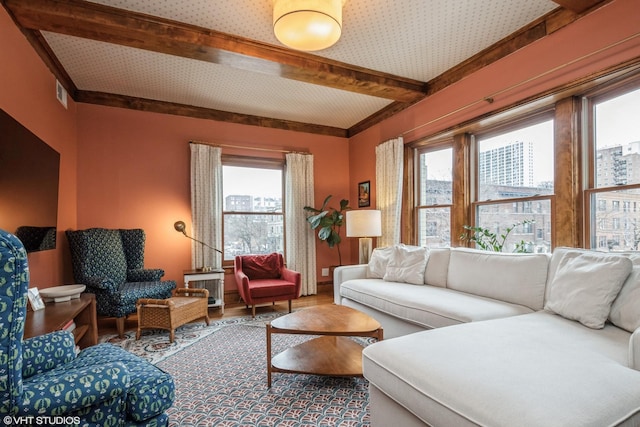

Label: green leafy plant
[304,195,351,265]
[460,220,535,253]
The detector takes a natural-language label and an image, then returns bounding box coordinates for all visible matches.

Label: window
[587,84,640,251]
[415,146,452,247]
[473,117,554,252]
[222,160,284,261]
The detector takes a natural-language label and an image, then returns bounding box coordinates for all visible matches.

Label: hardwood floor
[97,286,335,337]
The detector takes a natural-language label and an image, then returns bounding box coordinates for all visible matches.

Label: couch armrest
[21,362,130,416]
[281,267,302,297]
[333,264,368,304]
[630,327,640,371]
[22,331,77,378]
[128,268,164,282]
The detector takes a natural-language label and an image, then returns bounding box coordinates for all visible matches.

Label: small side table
[183,269,225,313]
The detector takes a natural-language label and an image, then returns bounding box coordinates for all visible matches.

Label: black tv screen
[0,109,60,252]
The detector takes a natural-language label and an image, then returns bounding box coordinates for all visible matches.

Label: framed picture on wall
[358,181,370,207]
[27,287,45,311]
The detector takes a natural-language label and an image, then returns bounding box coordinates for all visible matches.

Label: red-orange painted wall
[2,0,640,291]
[0,7,78,288]
[347,0,640,260]
[75,105,351,287]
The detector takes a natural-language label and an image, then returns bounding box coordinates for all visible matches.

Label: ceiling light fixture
[273,0,345,52]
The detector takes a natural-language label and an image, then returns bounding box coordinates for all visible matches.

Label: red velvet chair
[234,253,301,317]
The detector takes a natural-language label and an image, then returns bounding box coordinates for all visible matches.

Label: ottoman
[136,288,210,343]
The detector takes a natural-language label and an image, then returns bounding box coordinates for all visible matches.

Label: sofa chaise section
[363,311,640,427]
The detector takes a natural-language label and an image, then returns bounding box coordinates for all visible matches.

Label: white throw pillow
[544,252,632,329]
[383,245,429,285]
[609,266,640,332]
[367,246,394,278]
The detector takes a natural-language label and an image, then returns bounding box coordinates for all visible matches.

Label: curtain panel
[285,153,317,296]
[375,137,404,247]
[190,143,223,269]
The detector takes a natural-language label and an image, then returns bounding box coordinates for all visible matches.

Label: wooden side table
[183,269,225,313]
[24,293,98,349]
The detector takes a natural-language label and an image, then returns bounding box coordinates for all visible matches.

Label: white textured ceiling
[40,0,559,130]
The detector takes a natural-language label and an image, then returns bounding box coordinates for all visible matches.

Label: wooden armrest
[175,288,209,298]
[137,298,174,308]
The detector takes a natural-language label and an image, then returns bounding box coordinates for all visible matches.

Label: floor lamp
[174,221,222,272]
[346,210,382,264]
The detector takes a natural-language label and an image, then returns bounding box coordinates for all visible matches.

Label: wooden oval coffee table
[266,304,383,387]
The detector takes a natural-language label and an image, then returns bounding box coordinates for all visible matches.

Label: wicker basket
[136,288,210,343]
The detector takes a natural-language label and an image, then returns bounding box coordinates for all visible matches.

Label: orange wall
[75,105,351,287]
[347,0,640,258]
[3,0,640,290]
[0,7,78,288]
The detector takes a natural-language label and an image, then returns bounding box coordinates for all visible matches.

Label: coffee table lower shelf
[270,335,365,380]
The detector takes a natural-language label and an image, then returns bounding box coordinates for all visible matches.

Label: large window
[472,117,554,252]
[587,84,640,251]
[416,146,452,247]
[222,160,284,261]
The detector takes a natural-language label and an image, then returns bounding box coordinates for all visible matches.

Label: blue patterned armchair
[66,228,176,337]
[0,229,175,425]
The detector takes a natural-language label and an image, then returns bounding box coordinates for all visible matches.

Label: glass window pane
[223,166,282,212]
[478,120,554,201]
[419,148,453,205]
[222,165,284,260]
[475,200,551,253]
[417,207,450,248]
[595,88,640,188]
[223,214,284,260]
[590,188,640,251]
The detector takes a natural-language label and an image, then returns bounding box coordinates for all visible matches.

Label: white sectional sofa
[333,245,640,427]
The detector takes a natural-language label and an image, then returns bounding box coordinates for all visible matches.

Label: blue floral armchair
[66,228,176,337]
[0,229,175,426]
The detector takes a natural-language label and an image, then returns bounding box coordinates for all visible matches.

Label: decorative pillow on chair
[242,253,281,279]
[544,252,632,329]
[367,246,394,278]
[383,245,429,285]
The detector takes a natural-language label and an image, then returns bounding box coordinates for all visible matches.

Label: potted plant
[304,195,351,265]
[460,220,535,253]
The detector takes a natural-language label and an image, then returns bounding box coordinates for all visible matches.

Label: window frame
[221,155,286,266]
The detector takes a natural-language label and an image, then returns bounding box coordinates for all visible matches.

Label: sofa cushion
[383,245,429,285]
[423,247,450,288]
[447,248,549,310]
[245,278,296,299]
[367,246,394,278]
[340,279,533,329]
[241,253,281,279]
[363,311,638,427]
[610,263,640,333]
[545,251,632,329]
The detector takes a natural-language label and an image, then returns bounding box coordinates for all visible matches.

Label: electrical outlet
[321,268,329,277]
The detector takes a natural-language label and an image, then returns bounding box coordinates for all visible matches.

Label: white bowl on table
[39,284,86,303]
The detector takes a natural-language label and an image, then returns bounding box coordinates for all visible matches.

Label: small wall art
[358,181,370,207]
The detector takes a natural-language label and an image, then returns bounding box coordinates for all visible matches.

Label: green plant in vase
[304,195,351,265]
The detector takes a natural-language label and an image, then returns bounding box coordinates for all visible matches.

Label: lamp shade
[346,210,382,237]
[273,0,344,51]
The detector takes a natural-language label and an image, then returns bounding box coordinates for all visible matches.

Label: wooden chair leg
[288,300,292,313]
[252,305,256,318]
[116,317,126,338]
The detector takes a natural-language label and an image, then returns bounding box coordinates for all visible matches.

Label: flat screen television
[0,109,60,252]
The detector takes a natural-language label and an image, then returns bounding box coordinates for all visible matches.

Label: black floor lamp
[174,221,222,272]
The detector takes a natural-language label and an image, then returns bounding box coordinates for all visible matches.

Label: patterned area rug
[100,313,372,426]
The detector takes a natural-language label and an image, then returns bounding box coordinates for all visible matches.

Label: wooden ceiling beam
[551,0,604,14]
[3,0,427,103]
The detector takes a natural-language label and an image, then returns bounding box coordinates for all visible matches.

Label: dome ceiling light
[273,0,345,52]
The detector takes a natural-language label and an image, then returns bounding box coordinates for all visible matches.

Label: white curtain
[285,153,317,296]
[375,137,404,247]
[190,143,223,269]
